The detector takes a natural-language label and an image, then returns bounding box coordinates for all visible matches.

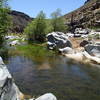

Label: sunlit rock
[47,32,72,50]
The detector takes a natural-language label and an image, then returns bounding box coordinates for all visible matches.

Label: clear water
[6,55,100,100]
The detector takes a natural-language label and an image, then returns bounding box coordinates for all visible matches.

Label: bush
[24,11,47,43]
[0,0,12,47]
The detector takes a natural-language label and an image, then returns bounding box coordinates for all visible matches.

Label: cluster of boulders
[0,57,57,100]
[66,28,100,39]
[46,32,100,64]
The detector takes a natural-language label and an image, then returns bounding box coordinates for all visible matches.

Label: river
[5,46,100,100]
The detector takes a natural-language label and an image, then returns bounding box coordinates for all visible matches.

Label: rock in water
[35,93,57,100]
[85,44,100,58]
[46,32,72,50]
[0,57,22,100]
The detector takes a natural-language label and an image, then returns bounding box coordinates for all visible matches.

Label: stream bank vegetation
[0,0,12,59]
[24,9,67,44]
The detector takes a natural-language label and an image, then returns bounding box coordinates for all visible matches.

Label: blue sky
[9,0,86,18]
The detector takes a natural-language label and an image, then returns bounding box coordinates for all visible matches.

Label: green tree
[24,11,47,43]
[0,0,11,47]
[51,9,66,32]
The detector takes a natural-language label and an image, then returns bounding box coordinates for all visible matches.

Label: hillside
[9,10,32,33]
[64,0,100,29]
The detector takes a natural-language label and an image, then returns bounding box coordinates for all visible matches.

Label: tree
[51,9,66,32]
[0,0,11,47]
[24,11,47,43]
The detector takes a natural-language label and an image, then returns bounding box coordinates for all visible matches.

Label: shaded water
[6,54,100,100]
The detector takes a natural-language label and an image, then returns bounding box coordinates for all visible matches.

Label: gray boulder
[47,32,72,50]
[0,57,22,100]
[85,44,100,58]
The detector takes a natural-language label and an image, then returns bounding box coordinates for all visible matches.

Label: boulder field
[46,32,100,64]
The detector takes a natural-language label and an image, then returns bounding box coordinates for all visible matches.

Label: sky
[9,0,86,18]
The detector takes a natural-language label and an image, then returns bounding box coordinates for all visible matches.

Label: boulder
[35,93,57,100]
[0,57,22,100]
[85,44,100,58]
[80,40,90,47]
[46,32,72,50]
[59,47,74,54]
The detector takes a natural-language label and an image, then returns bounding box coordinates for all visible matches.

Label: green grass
[8,43,55,62]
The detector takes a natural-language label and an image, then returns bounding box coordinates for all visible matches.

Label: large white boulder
[46,32,72,50]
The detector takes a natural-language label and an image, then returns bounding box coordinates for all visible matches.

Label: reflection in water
[6,55,100,100]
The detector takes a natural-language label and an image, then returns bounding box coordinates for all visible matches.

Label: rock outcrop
[46,32,72,50]
[64,0,100,28]
[9,10,32,33]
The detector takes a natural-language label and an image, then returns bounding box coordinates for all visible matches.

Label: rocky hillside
[64,0,100,29]
[9,10,32,33]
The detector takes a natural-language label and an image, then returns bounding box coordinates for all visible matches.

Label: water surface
[6,54,100,100]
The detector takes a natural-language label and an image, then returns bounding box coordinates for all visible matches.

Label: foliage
[51,8,66,32]
[0,0,11,47]
[24,11,47,43]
